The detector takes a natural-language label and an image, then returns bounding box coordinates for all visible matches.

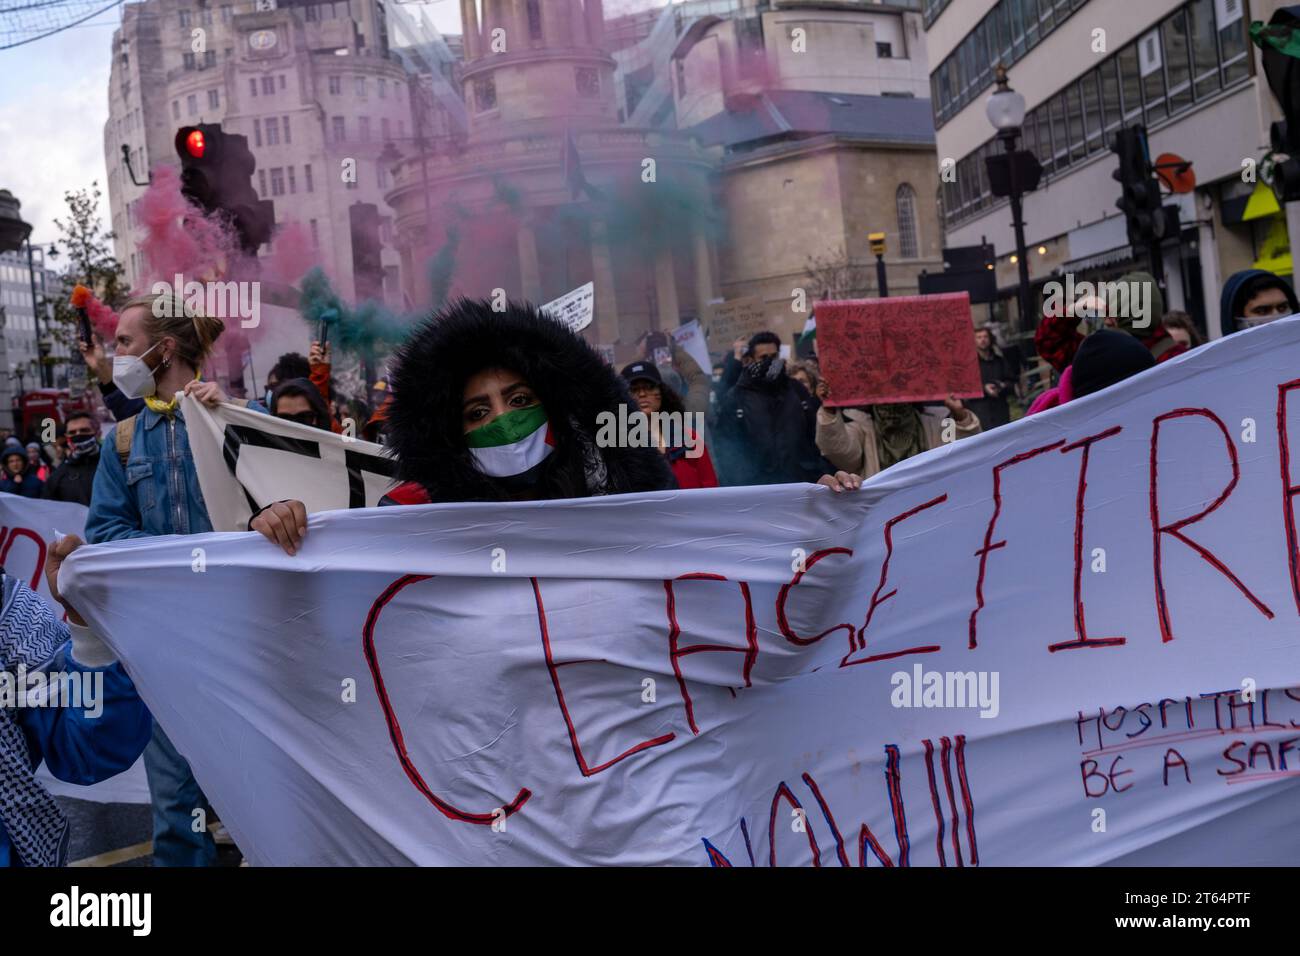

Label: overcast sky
[0,0,668,249]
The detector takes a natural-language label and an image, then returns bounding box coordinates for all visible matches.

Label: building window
[329,75,341,95]
[254,117,262,146]
[332,116,345,141]
[381,117,390,141]
[250,78,258,97]
[305,163,314,192]
[310,219,319,247]
[527,0,543,41]
[288,166,297,194]
[942,0,1252,230]
[172,100,180,120]
[266,117,280,145]
[221,4,232,22]
[377,164,387,189]
[359,116,370,142]
[283,115,291,143]
[896,184,918,259]
[877,42,893,59]
[201,8,212,26]
[204,50,216,69]
[224,47,232,60]
[179,9,191,28]
[258,169,267,198]
[187,93,198,115]
[378,78,387,99]
[183,52,196,70]
[262,76,275,95]
[576,68,600,98]
[270,167,285,197]
[355,76,366,98]
[208,89,220,110]
[279,74,286,90]
[474,77,496,112]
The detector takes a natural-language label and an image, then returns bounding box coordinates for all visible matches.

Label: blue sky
[0,0,663,246]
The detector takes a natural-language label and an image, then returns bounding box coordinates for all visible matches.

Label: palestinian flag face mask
[466,404,555,478]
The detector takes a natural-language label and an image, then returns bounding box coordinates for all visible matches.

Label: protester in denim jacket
[84,291,266,867]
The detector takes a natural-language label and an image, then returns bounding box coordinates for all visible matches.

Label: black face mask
[279,412,322,429]
[746,355,786,386]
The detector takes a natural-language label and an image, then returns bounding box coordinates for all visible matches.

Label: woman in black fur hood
[381,298,676,503]
[250,299,678,553]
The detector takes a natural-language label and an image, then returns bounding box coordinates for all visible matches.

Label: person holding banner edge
[83,289,269,868]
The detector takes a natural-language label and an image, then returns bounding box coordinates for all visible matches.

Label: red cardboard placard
[817,294,983,406]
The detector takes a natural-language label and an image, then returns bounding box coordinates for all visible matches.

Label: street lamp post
[984,66,1041,336]
[26,238,51,388]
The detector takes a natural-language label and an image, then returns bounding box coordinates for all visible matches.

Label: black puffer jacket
[385,299,676,503]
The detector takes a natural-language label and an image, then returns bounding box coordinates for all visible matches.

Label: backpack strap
[114,416,136,467]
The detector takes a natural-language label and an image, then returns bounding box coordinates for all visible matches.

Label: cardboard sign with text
[818,294,984,406]
[705,296,767,346]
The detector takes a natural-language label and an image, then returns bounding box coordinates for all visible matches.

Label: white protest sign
[64,318,1300,865]
[0,493,88,608]
[182,396,397,532]
[540,282,594,333]
[671,319,713,376]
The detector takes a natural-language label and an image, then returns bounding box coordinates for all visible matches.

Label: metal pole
[25,238,50,388]
[875,254,889,297]
[1004,134,1033,336]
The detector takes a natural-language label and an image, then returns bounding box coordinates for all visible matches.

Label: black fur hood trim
[387,298,675,502]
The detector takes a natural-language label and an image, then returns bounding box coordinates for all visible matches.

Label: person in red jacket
[620,360,718,489]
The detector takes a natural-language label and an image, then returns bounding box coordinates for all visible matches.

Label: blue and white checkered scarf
[0,569,71,867]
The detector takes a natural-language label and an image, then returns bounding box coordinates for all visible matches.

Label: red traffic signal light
[184,128,205,159]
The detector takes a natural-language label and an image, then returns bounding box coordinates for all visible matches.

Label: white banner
[182,397,397,532]
[61,319,1300,865]
[0,493,149,805]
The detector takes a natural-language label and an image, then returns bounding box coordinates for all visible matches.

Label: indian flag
[466,405,555,478]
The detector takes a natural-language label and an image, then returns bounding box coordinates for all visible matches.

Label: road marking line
[70,840,153,868]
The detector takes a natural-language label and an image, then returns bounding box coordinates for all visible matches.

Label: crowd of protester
[4,265,1299,867]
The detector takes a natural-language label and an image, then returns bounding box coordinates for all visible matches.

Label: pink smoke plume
[136,165,254,286]
[262,220,314,287]
[71,285,120,340]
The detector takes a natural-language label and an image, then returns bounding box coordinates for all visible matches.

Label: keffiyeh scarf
[0,570,71,867]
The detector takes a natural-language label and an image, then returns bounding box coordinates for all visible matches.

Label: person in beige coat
[814,381,981,480]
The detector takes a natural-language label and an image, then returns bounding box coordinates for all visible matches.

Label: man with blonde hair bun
[84,289,268,866]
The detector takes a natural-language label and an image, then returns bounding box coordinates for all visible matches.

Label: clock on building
[249,29,277,52]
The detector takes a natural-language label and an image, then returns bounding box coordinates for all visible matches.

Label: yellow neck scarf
[144,374,201,417]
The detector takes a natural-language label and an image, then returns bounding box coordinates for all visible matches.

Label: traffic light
[174,123,275,256]
[1258,7,1300,200]
[1111,125,1172,246]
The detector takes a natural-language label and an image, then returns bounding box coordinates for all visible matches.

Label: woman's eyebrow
[462,393,489,408]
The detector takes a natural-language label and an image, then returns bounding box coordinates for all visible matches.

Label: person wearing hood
[250,301,861,553]
[1026,328,1155,415]
[1219,269,1300,336]
[0,536,152,867]
[41,413,100,506]
[0,447,42,499]
[1034,271,1180,372]
[714,331,831,486]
